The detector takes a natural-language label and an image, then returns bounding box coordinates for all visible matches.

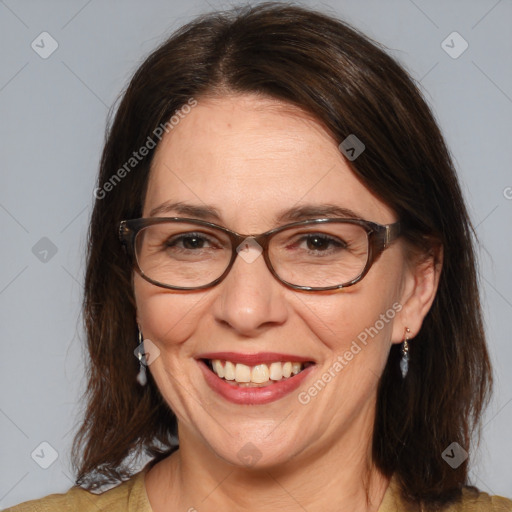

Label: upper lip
[196,352,315,365]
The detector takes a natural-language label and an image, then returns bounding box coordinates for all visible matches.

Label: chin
[201,428,304,471]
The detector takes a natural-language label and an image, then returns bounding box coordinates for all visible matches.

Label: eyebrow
[148,201,364,224]
[149,201,222,220]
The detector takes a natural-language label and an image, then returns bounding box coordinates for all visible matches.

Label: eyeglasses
[118,217,401,292]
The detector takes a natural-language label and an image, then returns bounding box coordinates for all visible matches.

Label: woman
[7,3,511,511]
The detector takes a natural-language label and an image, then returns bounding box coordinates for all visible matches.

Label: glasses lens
[269,222,369,288]
[135,221,232,288]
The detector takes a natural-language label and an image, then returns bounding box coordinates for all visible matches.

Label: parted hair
[72,3,492,509]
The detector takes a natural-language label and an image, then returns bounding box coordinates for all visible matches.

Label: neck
[145,417,390,512]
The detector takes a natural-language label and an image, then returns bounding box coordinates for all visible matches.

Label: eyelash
[165,232,221,251]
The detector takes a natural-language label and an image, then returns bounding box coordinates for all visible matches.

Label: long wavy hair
[72,3,492,508]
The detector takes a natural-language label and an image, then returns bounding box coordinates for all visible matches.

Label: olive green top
[4,465,512,511]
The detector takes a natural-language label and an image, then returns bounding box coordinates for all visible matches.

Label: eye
[290,233,347,255]
[301,233,346,252]
[167,233,212,250]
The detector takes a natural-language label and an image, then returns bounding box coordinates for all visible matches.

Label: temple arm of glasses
[384,222,401,248]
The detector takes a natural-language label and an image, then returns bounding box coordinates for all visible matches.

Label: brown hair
[73,3,492,508]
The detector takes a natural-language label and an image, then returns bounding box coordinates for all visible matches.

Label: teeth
[224,360,236,381]
[251,364,269,383]
[212,359,225,378]
[209,359,309,384]
[269,362,283,381]
[235,363,251,383]
[291,362,302,375]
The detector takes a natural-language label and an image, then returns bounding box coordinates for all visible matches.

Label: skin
[135,94,441,512]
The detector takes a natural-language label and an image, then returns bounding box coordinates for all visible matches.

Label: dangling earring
[136,326,147,386]
[400,327,411,378]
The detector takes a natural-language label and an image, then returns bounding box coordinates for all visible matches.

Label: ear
[391,243,443,344]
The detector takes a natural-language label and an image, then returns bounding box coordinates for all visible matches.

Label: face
[134,94,416,470]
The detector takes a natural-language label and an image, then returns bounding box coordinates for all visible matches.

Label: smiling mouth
[202,359,315,387]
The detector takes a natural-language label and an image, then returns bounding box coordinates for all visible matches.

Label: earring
[400,327,411,378]
[136,326,147,386]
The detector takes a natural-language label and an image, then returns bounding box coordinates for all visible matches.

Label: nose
[212,243,288,336]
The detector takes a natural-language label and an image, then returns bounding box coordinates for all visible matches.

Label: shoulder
[381,476,512,512]
[3,469,152,512]
[449,486,512,512]
[424,486,512,512]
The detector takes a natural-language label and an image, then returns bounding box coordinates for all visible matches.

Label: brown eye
[167,234,211,250]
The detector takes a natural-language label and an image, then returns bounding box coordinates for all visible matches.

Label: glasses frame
[118,217,401,292]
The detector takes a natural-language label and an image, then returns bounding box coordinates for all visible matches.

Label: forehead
[144,95,395,230]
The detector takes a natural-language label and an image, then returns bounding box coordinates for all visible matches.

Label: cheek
[134,276,207,350]
[298,292,394,347]
[294,262,403,358]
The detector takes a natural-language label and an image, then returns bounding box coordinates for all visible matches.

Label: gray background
[1,0,511,508]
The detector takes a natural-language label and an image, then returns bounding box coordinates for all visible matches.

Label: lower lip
[197,360,315,405]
